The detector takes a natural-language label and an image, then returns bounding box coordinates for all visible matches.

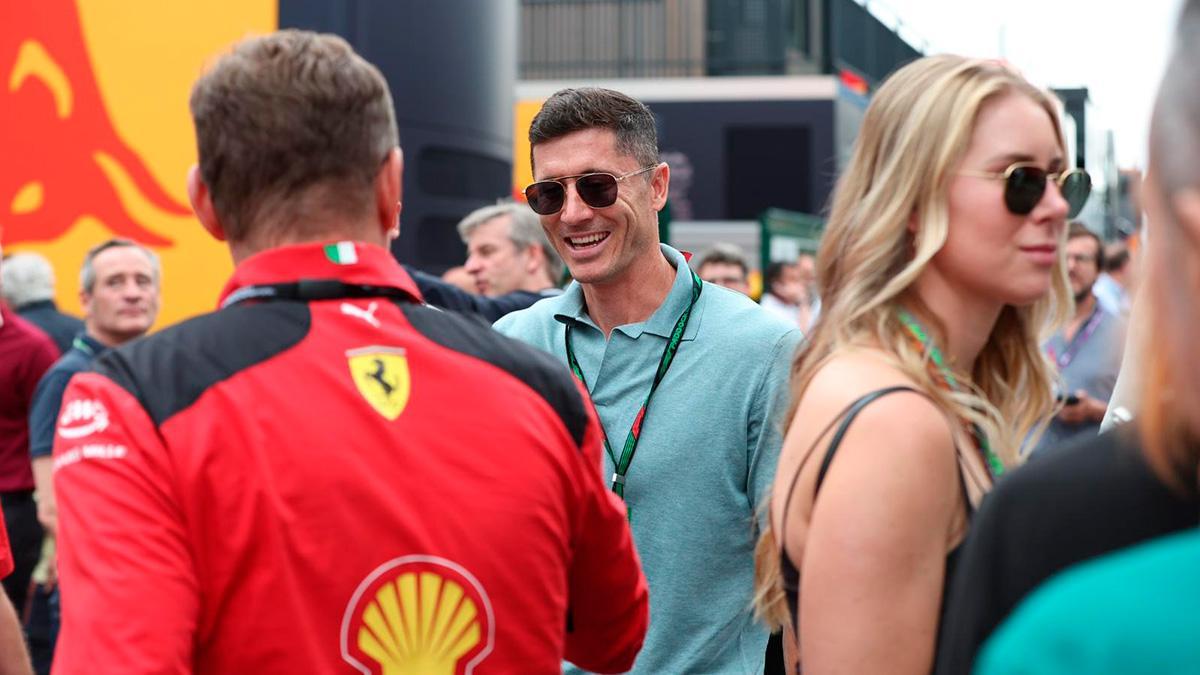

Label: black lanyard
[221,279,420,309]
[563,270,702,501]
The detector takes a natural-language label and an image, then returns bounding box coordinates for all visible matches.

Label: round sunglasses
[961,162,1092,218]
[524,165,658,215]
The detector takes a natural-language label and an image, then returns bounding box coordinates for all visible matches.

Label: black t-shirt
[934,425,1199,674]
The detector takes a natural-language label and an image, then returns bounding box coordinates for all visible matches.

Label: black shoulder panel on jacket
[400,302,589,449]
[93,303,311,426]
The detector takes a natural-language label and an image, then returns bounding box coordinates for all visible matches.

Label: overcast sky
[867,0,1185,168]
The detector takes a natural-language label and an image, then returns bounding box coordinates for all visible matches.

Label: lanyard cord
[897,309,1004,479]
[72,336,96,358]
[564,270,702,499]
[1050,304,1104,369]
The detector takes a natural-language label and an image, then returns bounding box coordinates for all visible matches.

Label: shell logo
[341,556,495,675]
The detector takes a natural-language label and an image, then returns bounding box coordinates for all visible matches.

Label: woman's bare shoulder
[797,348,956,462]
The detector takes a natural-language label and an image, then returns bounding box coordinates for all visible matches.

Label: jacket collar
[218,241,422,308]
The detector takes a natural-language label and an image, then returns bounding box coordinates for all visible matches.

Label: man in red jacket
[51,30,647,674]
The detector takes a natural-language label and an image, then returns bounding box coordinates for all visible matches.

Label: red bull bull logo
[341,556,495,675]
[0,0,272,328]
[1,0,191,246]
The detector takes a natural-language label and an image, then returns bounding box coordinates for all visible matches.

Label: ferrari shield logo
[347,347,410,420]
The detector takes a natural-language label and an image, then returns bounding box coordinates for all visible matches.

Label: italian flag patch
[324,241,359,265]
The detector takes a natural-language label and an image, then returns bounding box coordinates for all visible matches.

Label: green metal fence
[758,207,823,272]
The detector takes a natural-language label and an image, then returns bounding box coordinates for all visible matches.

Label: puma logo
[341,301,381,328]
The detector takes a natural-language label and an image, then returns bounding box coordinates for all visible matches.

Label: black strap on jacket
[221,279,422,309]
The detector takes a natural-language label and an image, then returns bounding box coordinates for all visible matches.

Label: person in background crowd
[496,86,801,674]
[50,30,647,674]
[693,242,752,296]
[1030,222,1125,455]
[755,54,1084,674]
[0,245,59,621]
[0,508,33,675]
[1092,239,1135,316]
[795,253,821,326]
[25,238,161,674]
[937,4,1200,669]
[460,201,562,297]
[0,253,83,354]
[406,201,563,321]
[760,261,812,330]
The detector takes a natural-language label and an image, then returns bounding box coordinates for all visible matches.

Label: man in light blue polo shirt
[495,87,802,674]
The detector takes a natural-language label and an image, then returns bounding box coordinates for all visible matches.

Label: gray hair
[457,201,564,283]
[80,239,161,293]
[1,252,56,307]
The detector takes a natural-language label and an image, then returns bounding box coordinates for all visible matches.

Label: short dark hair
[189,30,398,242]
[764,261,794,290]
[694,243,749,278]
[1067,222,1105,269]
[528,87,659,171]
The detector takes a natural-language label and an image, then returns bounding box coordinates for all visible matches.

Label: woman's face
[934,91,1070,308]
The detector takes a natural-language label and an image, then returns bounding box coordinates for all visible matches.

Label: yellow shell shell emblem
[341,556,495,675]
[346,347,410,421]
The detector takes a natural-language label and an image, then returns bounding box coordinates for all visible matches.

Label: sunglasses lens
[525,181,565,215]
[576,173,620,209]
[1061,170,1092,218]
[1004,167,1047,215]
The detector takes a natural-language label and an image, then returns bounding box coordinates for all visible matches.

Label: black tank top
[778,386,973,671]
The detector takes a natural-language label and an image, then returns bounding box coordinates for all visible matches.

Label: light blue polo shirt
[495,244,802,675]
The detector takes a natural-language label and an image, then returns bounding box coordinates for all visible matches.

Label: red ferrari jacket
[51,241,647,674]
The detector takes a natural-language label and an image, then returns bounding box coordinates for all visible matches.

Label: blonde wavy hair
[754,54,1073,630]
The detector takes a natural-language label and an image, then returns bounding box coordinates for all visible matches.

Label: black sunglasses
[961,163,1092,218]
[524,165,658,215]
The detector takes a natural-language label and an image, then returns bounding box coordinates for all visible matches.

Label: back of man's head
[189,30,398,244]
[528,87,659,169]
[0,252,56,308]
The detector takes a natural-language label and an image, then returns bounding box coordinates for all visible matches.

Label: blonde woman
[754,54,1088,673]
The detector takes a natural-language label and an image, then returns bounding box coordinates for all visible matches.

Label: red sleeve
[52,372,198,674]
[0,510,12,580]
[562,379,650,674]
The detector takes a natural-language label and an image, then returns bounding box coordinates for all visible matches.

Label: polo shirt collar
[74,332,107,357]
[553,244,701,340]
[217,241,423,308]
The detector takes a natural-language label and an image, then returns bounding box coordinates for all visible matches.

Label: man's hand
[1056,390,1106,425]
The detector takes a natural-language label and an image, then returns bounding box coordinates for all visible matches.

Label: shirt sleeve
[52,371,198,674]
[746,329,803,522]
[28,367,72,458]
[562,379,649,674]
[405,265,546,322]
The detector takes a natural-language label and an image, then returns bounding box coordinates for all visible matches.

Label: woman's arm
[797,391,961,674]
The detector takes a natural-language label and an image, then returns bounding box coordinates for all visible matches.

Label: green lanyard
[72,336,96,357]
[897,309,1005,478]
[564,270,703,502]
